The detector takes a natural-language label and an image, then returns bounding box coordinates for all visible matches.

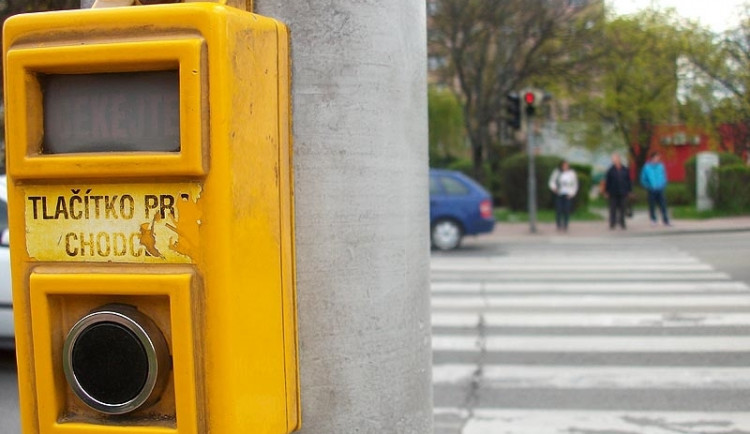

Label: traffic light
[506,92,521,130]
[524,91,536,116]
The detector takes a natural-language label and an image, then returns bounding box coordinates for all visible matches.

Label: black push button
[71,322,149,406]
[63,304,170,415]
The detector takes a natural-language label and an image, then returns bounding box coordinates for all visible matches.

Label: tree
[683,6,750,160]
[567,9,685,173]
[428,0,603,183]
[428,86,467,166]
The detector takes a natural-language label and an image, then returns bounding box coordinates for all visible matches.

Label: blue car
[430,169,495,250]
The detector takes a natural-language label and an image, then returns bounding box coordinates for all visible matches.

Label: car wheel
[431,219,463,250]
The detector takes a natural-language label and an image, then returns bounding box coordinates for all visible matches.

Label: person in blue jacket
[640,151,671,226]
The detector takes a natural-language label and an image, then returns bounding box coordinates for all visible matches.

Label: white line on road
[430,263,714,272]
[430,281,750,293]
[432,364,750,389]
[431,335,750,352]
[431,294,750,309]
[434,408,750,434]
[431,256,699,265]
[430,312,750,328]
[430,272,731,281]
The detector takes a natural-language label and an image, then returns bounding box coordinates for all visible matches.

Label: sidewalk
[488,208,750,240]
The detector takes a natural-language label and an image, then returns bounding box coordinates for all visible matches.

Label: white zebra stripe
[431,335,750,352]
[430,272,731,281]
[432,364,750,389]
[431,312,750,328]
[431,294,750,309]
[430,281,750,293]
[431,255,698,265]
[434,408,750,434]
[430,263,714,272]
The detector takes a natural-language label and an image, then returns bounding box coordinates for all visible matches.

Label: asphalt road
[663,232,750,286]
[433,230,750,434]
[0,349,19,433]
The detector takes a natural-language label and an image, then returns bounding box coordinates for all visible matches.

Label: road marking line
[431,256,699,264]
[431,312,750,328]
[430,272,731,281]
[433,408,750,434]
[432,364,750,389]
[430,281,750,293]
[430,263,714,271]
[431,295,750,309]
[431,335,750,352]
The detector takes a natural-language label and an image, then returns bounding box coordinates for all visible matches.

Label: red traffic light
[524,92,535,105]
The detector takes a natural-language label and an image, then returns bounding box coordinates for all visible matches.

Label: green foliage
[446,158,474,176]
[664,183,691,206]
[632,183,693,208]
[569,162,593,178]
[428,0,604,183]
[428,86,467,164]
[714,165,750,212]
[630,186,648,207]
[671,205,750,219]
[682,10,750,160]
[574,172,592,211]
[501,153,555,211]
[565,10,688,173]
[568,163,593,210]
[683,152,744,203]
[499,153,591,212]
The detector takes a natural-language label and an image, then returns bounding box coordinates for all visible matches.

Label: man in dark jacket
[604,153,632,229]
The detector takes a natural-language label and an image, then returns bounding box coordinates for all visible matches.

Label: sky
[608,0,747,32]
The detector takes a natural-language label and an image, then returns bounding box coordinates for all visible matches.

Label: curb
[622,226,750,237]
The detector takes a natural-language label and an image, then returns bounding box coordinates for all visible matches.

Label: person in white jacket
[548,160,579,232]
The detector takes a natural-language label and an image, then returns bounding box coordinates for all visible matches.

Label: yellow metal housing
[4,3,298,433]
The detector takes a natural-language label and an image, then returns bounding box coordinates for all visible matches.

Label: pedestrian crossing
[431,239,750,434]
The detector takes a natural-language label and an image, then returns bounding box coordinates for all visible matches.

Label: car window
[429,175,442,195]
[440,176,470,195]
[0,199,6,229]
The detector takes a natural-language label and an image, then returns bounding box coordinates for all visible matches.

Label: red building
[637,124,746,182]
[650,125,710,182]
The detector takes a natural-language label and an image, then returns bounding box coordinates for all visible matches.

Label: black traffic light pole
[508,90,537,233]
[526,107,537,234]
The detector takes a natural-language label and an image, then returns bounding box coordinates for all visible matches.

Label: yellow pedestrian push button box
[3,1,298,433]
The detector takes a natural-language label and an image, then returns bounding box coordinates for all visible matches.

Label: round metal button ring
[62,304,171,415]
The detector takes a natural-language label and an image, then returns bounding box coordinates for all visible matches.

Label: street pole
[527,113,537,233]
[256,1,433,433]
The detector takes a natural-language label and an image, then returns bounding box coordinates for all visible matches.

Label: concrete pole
[255,1,433,433]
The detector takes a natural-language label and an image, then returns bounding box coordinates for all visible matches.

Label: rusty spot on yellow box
[24,183,202,263]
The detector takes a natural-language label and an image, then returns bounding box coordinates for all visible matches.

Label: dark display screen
[42,71,180,154]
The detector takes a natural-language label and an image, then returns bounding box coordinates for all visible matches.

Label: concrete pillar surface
[255,1,432,433]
